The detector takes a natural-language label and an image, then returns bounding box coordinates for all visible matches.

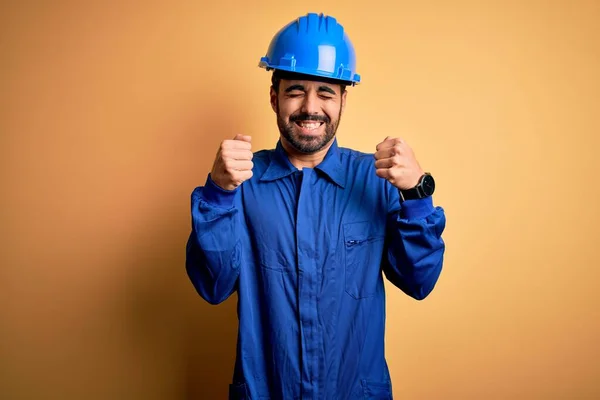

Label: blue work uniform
[186,139,446,400]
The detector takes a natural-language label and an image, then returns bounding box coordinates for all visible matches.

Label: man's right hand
[210,134,254,191]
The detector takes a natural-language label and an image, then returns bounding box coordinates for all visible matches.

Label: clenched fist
[210,134,254,191]
[374,137,425,190]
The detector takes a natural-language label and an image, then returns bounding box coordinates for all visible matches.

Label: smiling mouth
[294,121,324,131]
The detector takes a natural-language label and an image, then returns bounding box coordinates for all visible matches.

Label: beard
[276,107,342,154]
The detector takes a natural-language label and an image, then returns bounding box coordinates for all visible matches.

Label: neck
[281,136,335,169]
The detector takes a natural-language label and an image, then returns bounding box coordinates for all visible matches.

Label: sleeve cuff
[200,174,239,208]
[400,196,434,220]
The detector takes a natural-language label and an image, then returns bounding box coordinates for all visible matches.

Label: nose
[300,91,320,115]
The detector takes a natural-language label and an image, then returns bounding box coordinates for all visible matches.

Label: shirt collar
[260,139,346,188]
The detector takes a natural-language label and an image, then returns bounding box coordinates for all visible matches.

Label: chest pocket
[343,221,386,299]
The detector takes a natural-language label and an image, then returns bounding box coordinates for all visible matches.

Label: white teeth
[298,122,321,130]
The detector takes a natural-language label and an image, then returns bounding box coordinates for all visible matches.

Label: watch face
[421,174,435,196]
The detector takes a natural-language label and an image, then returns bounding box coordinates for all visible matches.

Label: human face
[271,79,347,154]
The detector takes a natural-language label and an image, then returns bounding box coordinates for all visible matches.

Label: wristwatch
[399,173,435,202]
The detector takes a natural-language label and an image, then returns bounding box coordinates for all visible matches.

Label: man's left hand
[374,137,425,190]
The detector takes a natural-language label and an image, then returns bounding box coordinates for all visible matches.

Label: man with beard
[185,13,446,400]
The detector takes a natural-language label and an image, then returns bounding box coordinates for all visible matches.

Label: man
[186,13,446,400]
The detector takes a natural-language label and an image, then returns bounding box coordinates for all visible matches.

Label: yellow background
[2,1,599,399]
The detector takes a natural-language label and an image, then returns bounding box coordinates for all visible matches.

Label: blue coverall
[186,139,446,399]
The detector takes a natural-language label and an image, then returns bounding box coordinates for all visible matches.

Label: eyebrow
[284,84,305,93]
[318,86,336,95]
[284,84,337,95]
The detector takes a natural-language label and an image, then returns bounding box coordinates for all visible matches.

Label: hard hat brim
[267,68,357,87]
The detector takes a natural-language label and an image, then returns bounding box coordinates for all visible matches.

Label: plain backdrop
[1,1,599,399]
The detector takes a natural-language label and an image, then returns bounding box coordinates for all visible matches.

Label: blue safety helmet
[259,13,361,86]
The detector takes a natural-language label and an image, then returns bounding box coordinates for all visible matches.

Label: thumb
[376,136,392,152]
[234,134,252,143]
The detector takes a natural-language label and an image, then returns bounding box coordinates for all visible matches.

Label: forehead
[280,78,340,91]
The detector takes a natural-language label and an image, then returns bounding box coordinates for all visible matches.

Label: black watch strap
[399,186,422,202]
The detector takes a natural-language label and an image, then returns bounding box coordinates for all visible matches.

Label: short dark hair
[271,69,348,94]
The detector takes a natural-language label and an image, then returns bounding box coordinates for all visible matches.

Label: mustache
[289,113,330,124]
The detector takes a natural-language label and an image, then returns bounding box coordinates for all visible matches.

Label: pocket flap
[343,221,384,242]
[361,379,392,399]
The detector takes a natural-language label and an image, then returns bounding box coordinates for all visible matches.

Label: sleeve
[382,182,447,300]
[185,173,244,305]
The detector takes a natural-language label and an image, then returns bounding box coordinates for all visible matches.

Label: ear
[341,90,347,114]
[270,86,278,114]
